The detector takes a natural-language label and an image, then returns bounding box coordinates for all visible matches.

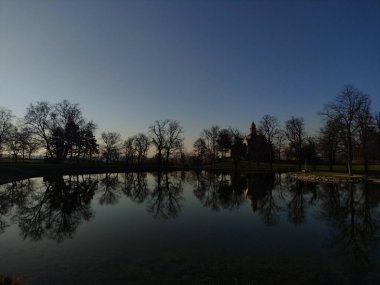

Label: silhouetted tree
[149,119,184,167]
[101,131,122,164]
[193,137,207,165]
[230,128,245,169]
[285,116,305,171]
[216,128,232,159]
[356,96,374,173]
[318,119,340,171]
[0,107,14,157]
[24,100,92,162]
[149,119,168,166]
[201,125,220,165]
[273,129,286,161]
[164,120,184,167]
[17,127,34,161]
[123,137,135,164]
[6,126,21,161]
[320,85,371,175]
[376,112,380,160]
[133,133,150,165]
[76,121,98,162]
[302,137,317,171]
[259,115,279,170]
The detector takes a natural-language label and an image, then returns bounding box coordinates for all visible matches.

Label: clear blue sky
[1,0,379,150]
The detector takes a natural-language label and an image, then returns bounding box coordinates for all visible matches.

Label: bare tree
[285,116,305,171]
[0,107,14,157]
[149,119,169,166]
[101,132,122,164]
[274,129,286,161]
[193,138,207,165]
[318,119,340,171]
[149,119,184,167]
[320,85,371,175]
[164,120,184,167]
[133,133,150,165]
[356,96,373,173]
[201,125,220,165]
[123,137,135,164]
[24,101,54,158]
[24,100,89,162]
[6,126,21,161]
[259,115,279,170]
[216,128,232,159]
[76,121,98,162]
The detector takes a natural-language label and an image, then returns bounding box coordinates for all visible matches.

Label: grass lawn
[1,158,379,183]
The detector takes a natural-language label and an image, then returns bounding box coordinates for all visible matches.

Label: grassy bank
[1,159,379,184]
[0,160,147,184]
[202,160,380,173]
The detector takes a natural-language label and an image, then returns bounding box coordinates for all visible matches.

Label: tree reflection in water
[122,172,150,204]
[147,172,183,219]
[193,172,280,224]
[318,183,380,262]
[0,179,35,234]
[0,175,97,243]
[0,171,380,265]
[98,173,121,205]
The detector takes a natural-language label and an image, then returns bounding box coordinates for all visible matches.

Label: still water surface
[0,172,379,284]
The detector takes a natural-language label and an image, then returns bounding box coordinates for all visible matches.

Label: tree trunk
[363,139,369,174]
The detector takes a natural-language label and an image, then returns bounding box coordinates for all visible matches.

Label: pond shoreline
[288,171,380,184]
[0,162,291,184]
[0,163,192,184]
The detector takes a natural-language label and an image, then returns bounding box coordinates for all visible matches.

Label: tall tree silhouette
[320,85,371,175]
[216,128,232,159]
[201,125,220,165]
[24,100,94,162]
[193,138,207,165]
[101,132,121,164]
[133,133,150,165]
[318,119,340,171]
[149,119,184,167]
[259,115,279,170]
[0,107,14,157]
[285,116,305,171]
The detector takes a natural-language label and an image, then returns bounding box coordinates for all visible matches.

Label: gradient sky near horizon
[1,0,379,150]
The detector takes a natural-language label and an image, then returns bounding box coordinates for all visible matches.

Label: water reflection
[122,172,150,203]
[0,172,380,261]
[319,183,380,261]
[0,176,97,243]
[147,172,183,219]
[17,176,96,242]
[98,173,121,205]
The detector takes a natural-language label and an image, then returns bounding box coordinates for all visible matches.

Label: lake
[0,172,379,284]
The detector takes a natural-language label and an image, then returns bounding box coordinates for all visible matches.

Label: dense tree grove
[0,85,378,174]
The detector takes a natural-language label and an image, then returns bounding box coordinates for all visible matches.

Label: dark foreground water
[0,172,380,284]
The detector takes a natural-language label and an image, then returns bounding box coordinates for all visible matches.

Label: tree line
[0,85,379,174]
